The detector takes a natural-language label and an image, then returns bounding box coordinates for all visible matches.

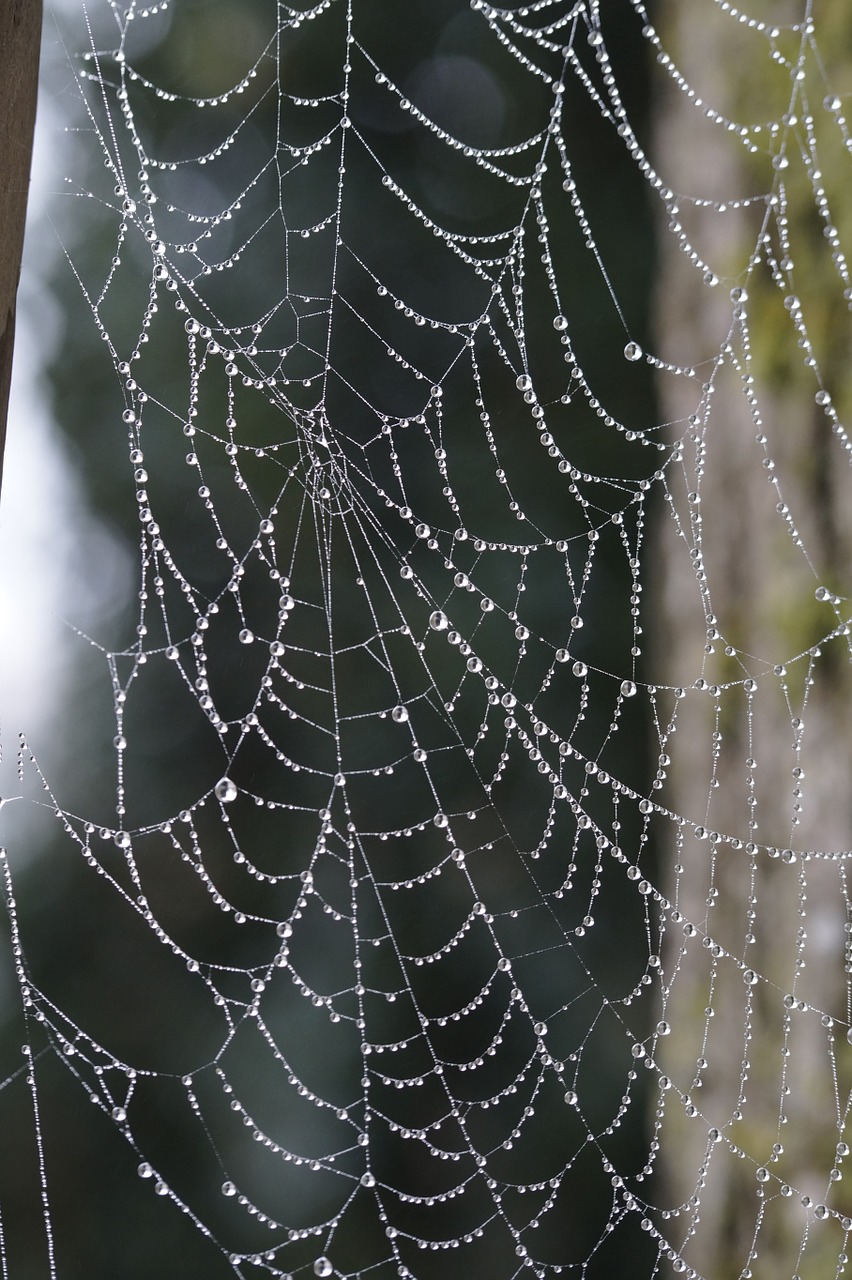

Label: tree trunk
[0,0,42,485]
[652,4,852,1276]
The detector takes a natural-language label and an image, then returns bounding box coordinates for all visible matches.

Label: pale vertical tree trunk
[652,4,852,1276]
[0,0,42,483]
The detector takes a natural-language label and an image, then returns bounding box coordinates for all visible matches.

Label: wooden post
[0,0,42,489]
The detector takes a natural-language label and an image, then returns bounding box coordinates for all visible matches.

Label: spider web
[3,0,852,1277]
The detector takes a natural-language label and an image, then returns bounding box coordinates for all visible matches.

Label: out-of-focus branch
[0,0,42,491]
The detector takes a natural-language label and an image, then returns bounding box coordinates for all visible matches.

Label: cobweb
[3,0,852,1276]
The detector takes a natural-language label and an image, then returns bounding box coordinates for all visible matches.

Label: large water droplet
[215,777,238,803]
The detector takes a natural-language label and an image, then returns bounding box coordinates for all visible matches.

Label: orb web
[3,1,852,1277]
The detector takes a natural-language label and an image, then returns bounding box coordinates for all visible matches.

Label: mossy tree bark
[652,5,852,1276]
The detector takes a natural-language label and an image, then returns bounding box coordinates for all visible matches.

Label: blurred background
[1,2,851,1278]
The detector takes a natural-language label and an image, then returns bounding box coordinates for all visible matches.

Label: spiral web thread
[4,0,852,1277]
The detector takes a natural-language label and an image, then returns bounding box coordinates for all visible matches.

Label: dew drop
[429,611,448,631]
[215,777,238,803]
[624,341,642,362]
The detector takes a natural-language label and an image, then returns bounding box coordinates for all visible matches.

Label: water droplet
[564,1090,578,1106]
[314,1260,333,1278]
[222,1180,237,1197]
[429,611,448,631]
[553,315,568,331]
[756,1167,770,1183]
[744,969,758,986]
[656,1021,670,1036]
[624,341,642,362]
[391,706,409,723]
[111,1106,127,1122]
[572,660,587,677]
[516,374,532,391]
[215,777,238,803]
[360,1172,376,1187]
[621,680,637,697]
[239,628,254,644]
